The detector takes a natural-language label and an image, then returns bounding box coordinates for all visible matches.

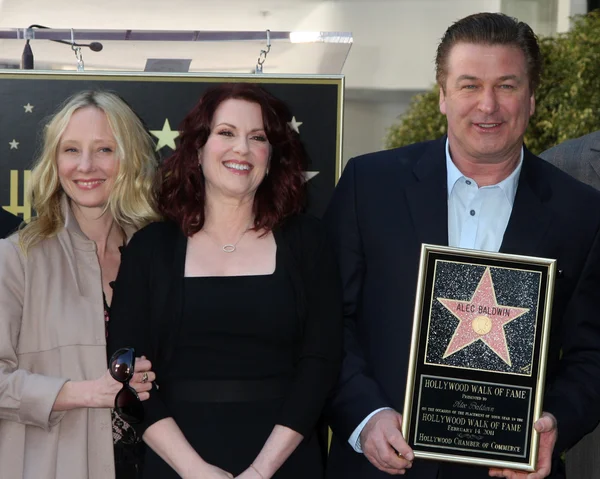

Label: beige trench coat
[0,201,118,479]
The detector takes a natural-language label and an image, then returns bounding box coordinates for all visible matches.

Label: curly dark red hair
[158,83,308,236]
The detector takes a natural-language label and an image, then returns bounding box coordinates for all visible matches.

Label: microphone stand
[19,25,104,71]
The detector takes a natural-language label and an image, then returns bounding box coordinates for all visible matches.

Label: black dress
[143,252,323,478]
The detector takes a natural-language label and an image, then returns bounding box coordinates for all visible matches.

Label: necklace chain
[203,221,252,253]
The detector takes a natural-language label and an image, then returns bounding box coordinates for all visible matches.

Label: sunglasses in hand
[109,347,145,424]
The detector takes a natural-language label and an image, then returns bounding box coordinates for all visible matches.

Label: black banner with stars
[0,72,343,222]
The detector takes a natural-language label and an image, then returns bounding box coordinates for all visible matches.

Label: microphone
[47,38,104,51]
[21,40,34,70]
[88,42,103,52]
[20,24,104,70]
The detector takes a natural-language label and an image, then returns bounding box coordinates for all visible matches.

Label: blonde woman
[0,90,160,479]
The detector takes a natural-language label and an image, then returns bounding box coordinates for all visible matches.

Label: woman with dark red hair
[108,83,342,479]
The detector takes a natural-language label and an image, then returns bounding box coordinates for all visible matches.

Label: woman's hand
[235,466,265,479]
[91,356,155,408]
[53,356,155,410]
[185,463,233,479]
[129,356,156,397]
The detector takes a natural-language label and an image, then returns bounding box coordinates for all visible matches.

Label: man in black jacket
[325,12,600,479]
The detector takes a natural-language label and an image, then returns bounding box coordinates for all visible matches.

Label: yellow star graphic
[9,139,19,150]
[150,119,180,151]
[23,103,34,113]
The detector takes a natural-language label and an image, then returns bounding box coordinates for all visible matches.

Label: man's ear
[439,84,447,115]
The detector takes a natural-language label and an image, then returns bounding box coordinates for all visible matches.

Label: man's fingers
[489,467,517,478]
[366,433,411,473]
[529,456,552,479]
[376,451,411,471]
[381,412,414,461]
[379,467,406,476]
[360,409,415,474]
[533,414,556,434]
[387,429,414,461]
[369,437,404,470]
[365,452,408,476]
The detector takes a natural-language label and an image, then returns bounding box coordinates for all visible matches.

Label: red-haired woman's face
[198,98,271,203]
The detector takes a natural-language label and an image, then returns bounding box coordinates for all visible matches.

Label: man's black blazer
[324,137,600,479]
[0,209,20,239]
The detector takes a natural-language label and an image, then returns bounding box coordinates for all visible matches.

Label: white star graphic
[9,139,19,150]
[287,116,303,134]
[303,171,319,182]
[23,103,34,113]
[150,119,180,151]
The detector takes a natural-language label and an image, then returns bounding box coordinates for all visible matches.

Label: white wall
[557,0,588,32]
[502,0,559,35]
[296,0,502,90]
[343,90,424,166]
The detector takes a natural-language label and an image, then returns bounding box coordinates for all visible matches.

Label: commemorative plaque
[402,245,556,471]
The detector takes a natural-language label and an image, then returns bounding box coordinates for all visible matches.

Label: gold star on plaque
[9,139,19,150]
[287,116,303,133]
[150,119,180,151]
[23,103,34,113]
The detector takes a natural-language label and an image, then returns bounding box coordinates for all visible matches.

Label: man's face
[439,42,535,165]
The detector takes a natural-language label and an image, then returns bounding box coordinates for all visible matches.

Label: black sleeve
[276,218,343,437]
[322,158,392,441]
[107,224,172,436]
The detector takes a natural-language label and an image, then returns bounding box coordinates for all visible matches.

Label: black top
[173,262,297,382]
[108,215,343,438]
[0,209,21,238]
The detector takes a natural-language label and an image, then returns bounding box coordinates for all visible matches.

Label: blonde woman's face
[57,106,119,212]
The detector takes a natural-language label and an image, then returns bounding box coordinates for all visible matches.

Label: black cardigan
[107,215,343,437]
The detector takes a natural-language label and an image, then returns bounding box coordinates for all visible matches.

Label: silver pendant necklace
[203,221,252,253]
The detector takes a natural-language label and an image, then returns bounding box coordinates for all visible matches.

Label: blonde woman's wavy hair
[19,90,161,252]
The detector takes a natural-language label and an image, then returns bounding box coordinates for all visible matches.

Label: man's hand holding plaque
[489,413,557,479]
[360,409,414,475]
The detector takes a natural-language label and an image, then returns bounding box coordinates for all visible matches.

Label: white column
[557,0,588,32]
